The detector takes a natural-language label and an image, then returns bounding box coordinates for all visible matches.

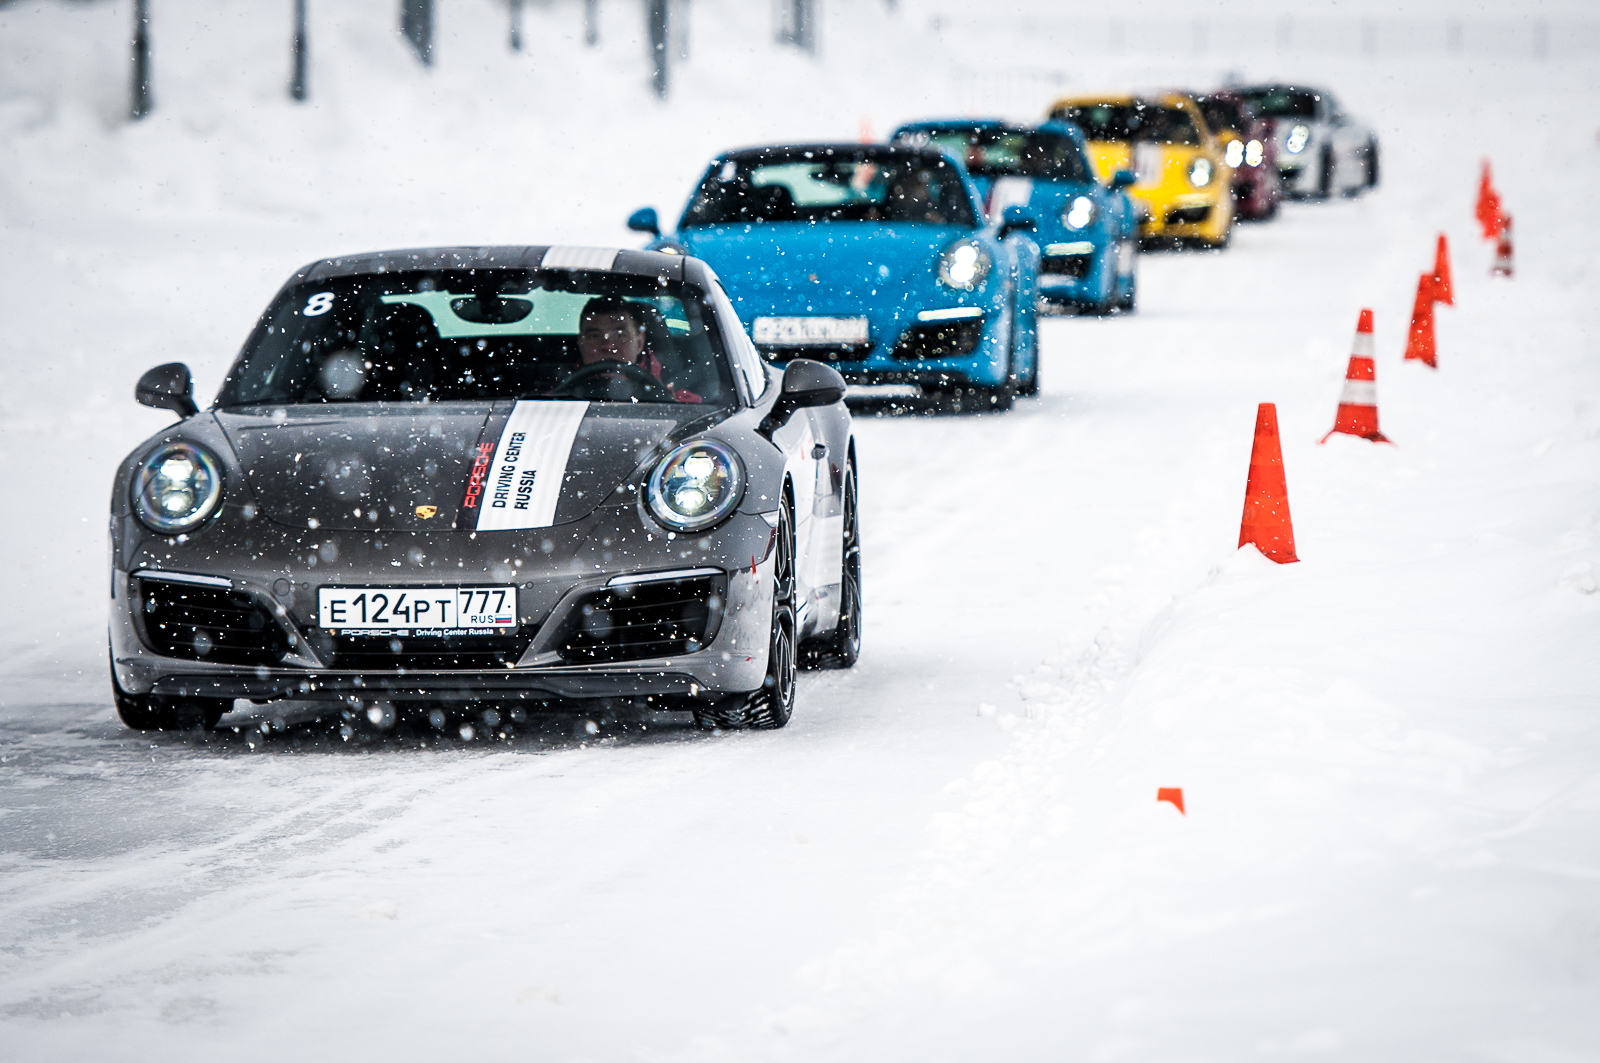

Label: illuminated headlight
[1188,157,1213,187]
[647,440,743,532]
[1245,139,1265,167]
[132,441,224,535]
[1062,195,1096,230]
[1285,124,1310,154]
[1224,140,1244,168]
[936,240,991,291]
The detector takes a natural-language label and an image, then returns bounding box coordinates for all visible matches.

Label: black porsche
[109,245,859,732]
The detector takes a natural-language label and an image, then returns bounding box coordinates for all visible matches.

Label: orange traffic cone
[1403,273,1437,368]
[1475,161,1502,239]
[1157,788,1186,814]
[1432,234,1453,305]
[1239,403,1298,564]
[1491,214,1514,277]
[1320,309,1391,444]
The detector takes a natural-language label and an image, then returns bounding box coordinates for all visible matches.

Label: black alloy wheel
[110,656,229,731]
[1319,146,1336,198]
[804,460,861,669]
[695,500,798,730]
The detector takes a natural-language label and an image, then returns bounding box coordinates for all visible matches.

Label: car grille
[1165,205,1212,226]
[133,576,293,666]
[757,344,874,364]
[556,574,726,664]
[1041,253,1092,279]
[311,630,535,671]
[891,318,985,361]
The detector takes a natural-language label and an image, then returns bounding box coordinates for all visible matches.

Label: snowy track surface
[3,2,1600,1059]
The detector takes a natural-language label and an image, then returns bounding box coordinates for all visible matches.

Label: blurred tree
[290,0,308,100]
[585,0,599,46]
[130,0,151,119]
[648,0,669,98]
[401,0,432,65]
[510,0,524,50]
[775,0,817,55]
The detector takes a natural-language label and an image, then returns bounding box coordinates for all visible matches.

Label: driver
[570,297,700,403]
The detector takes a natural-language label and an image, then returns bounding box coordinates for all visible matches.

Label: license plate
[317,586,517,631]
[751,316,869,346]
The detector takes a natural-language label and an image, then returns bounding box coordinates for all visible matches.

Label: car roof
[290,246,690,285]
[716,143,957,165]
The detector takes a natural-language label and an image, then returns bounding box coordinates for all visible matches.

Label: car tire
[1319,146,1335,198]
[110,657,229,731]
[1014,301,1039,396]
[1115,272,1137,313]
[803,460,861,669]
[1366,137,1380,188]
[694,500,797,730]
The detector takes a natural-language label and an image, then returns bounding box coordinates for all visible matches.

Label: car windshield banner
[470,400,589,531]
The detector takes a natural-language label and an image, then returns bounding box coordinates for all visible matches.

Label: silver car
[1231,84,1379,199]
[109,246,860,733]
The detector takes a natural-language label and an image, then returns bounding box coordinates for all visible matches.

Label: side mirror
[1110,169,1137,190]
[996,205,1038,241]
[762,359,846,433]
[627,207,661,235]
[136,362,199,418]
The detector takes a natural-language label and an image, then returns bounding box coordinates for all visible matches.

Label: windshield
[1197,97,1249,136]
[217,269,733,407]
[902,128,1091,183]
[1235,88,1319,119]
[1049,103,1200,146]
[682,152,977,228]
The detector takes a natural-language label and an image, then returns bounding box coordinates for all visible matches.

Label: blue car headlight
[1062,195,1097,230]
[132,441,224,535]
[647,440,744,532]
[1285,124,1310,154]
[937,239,991,291]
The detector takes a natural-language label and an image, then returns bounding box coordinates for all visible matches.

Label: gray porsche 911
[109,245,859,732]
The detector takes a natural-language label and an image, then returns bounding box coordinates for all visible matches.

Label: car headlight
[1062,195,1096,230]
[1188,157,1213,187]
[647,440,744,532]
[131,441,224,535]
[1224,140,1244,168]
[936,240,991,291]
[1285,124,1310,154]
[1245,139,1264,167]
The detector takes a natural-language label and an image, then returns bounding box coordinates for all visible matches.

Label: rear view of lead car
[109,246,860,732]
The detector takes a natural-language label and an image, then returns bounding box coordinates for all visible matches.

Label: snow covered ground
[1,0,1598,1059]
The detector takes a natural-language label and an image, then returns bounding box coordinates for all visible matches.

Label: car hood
[215,402,699,533]
[679,223,970,304]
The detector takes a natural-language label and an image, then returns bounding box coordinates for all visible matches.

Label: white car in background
[1230,84,1378,199]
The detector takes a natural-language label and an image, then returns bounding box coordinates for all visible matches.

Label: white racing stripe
[474,401,590,531]
[541,246,620,271]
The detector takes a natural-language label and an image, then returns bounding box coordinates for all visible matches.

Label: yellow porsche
[1046,94,1234,248]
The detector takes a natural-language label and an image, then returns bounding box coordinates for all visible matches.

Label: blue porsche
[890,120,1139,314]
[627,143,1041,409]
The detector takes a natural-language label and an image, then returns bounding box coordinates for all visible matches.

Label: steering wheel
[550,361,676,403]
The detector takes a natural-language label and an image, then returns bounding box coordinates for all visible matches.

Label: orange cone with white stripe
[1321,309,1391,444]
[1239,403,1298,564]
[1491,215,1514,277]
[1403,273,1437,368]
[1432,234,1453,305]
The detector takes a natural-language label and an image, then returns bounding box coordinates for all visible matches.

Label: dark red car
[1196,92,1279,220]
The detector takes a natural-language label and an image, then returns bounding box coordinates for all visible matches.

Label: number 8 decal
[304,292,335,317]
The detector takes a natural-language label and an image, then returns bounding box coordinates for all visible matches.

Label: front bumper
[1133,186,1233,242]
[110,503,782,705]
[1034,236,1120,307]
[750,293,1012,388]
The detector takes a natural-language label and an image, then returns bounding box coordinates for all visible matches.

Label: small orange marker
[1157,788,1185,814]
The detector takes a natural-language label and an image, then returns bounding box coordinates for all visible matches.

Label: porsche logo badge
[415,505,438,519]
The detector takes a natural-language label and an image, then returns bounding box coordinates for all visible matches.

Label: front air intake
[556,573,726,664]
[132,575,293,666]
